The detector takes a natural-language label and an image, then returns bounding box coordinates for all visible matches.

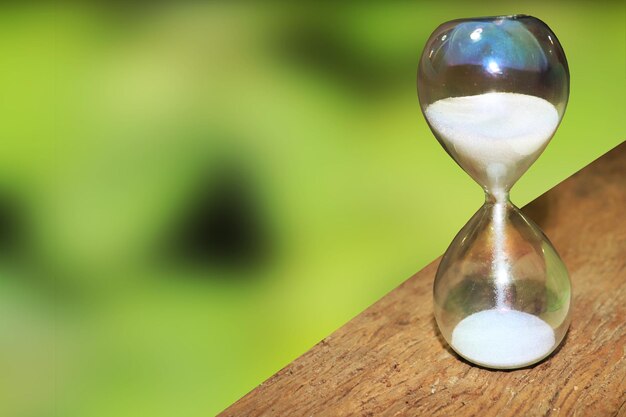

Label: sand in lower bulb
[450,309,555,369]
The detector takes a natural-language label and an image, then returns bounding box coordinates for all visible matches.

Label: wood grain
[221,142,626,417]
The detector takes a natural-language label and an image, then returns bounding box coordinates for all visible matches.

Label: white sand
[451,309,555,368]
[425,92,559,183]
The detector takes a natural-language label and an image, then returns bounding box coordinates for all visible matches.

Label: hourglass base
[433,199,571,369]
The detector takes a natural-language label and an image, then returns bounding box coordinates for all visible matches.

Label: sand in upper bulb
[451,309,555,368]
[424,92,559,185]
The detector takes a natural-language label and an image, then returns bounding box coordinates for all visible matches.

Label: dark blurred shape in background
[0,191,22,254]
[0,2,623,416]
[166,158,272,270]
[279,17,409,96]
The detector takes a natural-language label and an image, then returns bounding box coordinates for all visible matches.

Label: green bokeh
[0,2,623,416]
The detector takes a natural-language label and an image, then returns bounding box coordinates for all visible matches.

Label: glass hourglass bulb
[417,15,571,369]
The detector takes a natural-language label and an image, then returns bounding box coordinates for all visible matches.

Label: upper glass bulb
[418,15,569,193]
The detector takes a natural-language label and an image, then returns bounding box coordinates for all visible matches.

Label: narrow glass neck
[485,189,510,204]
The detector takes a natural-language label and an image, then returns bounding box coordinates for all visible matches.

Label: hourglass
[418,15,571,369]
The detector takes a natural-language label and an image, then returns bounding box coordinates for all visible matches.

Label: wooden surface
[221,142,626,417]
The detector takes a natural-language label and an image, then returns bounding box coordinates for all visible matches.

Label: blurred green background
[0,2,624,416]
